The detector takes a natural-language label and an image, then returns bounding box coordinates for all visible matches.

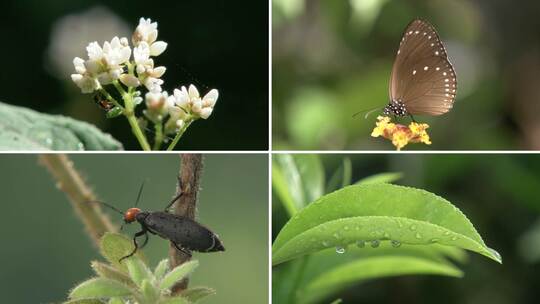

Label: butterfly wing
[389,19,457,116]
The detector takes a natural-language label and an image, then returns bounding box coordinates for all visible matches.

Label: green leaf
[107,299,124,304]
[91,261,133,287]
[69,278,132,299]
[126,258,154,288]
[141,279,159,303]
[63,299,106,304]
[329,299,342,304]
[160,260,199,291]
[0,101,122,150]
[181,286,216,302]
[100,233,142,273]
[159,296,190,304]
[272,154,324,216]
[326,157,352,193]
[272,184,501,265]
[356,172,402,185]
[154,259,170,281]
[299,255,462,304]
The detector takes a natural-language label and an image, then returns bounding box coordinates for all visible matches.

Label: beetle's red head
[124,208,141,223]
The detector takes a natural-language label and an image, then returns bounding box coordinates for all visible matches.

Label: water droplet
[371,240,380,248]
[356,240,365,248]
[355,225,361,231]
[344,226,350,231]
[443,231,451,236]
[415,232,422,239]
[391,240,401,248]
[336,246,346,254]
[333,232,341,239]
[383,232,390,239]
[430,238,440,243]
[487,247,502,262]
[322,241,329,247]
[410,224,417,231]
[451,236,458,241]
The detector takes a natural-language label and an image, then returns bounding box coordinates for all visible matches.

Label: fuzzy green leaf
[100,232,142,273]
[154,259,170,281]
[0,101,122,150]
[181,286,216,302]
[126,258,154,288]
[69,278,132,299]
[159,296,190,304]
[272,184,501,265]
[64,299,106,304]
[141,279,159,303]
[159,260,199,291]
[91,261,133,287]
[356,172,403,185]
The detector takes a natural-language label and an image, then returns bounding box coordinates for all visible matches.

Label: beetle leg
[172,242,192,257]
[119,228,148,262]
[164,185,184,212]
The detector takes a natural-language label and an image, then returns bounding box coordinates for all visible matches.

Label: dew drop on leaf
[451,236,458,241]
[430,238,440,243]
[356,240,365,248]
[383,232,390,239]
[371,240,380,248]
[443,231,451,236]
[410,224,417,231]
[415,232,422,239]
[322,241,330,247]
[335,246,346,254]
[391,240,401,248]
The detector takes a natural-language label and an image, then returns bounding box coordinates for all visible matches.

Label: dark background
[0,0,268,150]
[0,154,268,303]
[273,0,540,150]
[272,154,540,303]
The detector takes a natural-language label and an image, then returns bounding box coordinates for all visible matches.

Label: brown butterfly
[384,19,457,118]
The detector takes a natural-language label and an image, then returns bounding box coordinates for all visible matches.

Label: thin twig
[169,154,204,294]
[39,154,117,247]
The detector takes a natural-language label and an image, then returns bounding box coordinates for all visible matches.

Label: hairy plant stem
[166,119,194,151]
[115,80,151,151]
[169,154,204,294]
[153,122,164,150]
[39,154,117,247]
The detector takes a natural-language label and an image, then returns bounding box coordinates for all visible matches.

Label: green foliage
[272,156,502,303]
[272,154,325,216]
[66,233,214,304]
[0,102,122,150]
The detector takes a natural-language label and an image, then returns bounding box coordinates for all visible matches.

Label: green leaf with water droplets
[0,101,122,150]
[272,183,501,265]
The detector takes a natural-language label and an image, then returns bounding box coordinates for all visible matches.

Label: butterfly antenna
[352,106,382,119]
[89,200,124,216]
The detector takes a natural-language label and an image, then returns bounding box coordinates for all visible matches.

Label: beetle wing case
[143,211,225,252]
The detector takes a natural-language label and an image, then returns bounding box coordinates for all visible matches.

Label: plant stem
[153,122,164,150]
[39,154,117,247]
[125,113,151,151]
[166,119,193,151]
[169,154,204,294]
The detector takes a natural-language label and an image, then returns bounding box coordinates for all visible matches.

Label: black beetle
[92,182,225,261]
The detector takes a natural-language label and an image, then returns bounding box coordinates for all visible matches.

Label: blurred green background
[272,0,540,150]
[0,1,268,150]
[272,154,540,303]
[0,154,268,303]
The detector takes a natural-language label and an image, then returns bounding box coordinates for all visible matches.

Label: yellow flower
[371,116,432,150]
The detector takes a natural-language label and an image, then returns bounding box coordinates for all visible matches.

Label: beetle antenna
[134,179,147,207]
[89,200,124,215]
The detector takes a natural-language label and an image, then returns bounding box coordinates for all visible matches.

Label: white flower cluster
[71,17,218,128]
